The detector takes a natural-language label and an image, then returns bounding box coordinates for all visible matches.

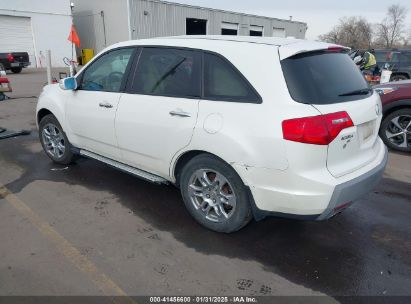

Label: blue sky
[167,0,411,39]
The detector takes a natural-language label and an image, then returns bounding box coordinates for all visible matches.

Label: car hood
[374,79,411,88]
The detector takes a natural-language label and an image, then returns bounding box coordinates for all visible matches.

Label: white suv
[36,36,388,233]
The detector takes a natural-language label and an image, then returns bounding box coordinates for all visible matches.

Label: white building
[73,0,307,54]
[0,0,74,67]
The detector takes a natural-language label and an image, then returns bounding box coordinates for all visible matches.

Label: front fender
[383,99,411,116]
[36,84,69,133]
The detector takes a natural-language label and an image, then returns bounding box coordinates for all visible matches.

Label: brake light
[327,46,345,52]
[282,111,354,145]
[7,54,14,62]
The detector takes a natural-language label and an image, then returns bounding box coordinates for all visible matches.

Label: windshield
[281,51,371,105]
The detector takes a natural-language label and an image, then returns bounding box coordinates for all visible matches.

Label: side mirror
[59,77,77,90]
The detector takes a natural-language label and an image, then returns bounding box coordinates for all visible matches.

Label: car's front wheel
[180,154,253,233]
[380,108,411,152]
[39,114,75,164]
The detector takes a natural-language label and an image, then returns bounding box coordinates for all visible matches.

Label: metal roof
[141,0,307,26]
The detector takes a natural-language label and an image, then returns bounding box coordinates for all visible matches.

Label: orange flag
[68,24,81,48]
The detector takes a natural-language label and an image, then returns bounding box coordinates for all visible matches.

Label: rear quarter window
[204,53,261,103]
[281,51,371,105]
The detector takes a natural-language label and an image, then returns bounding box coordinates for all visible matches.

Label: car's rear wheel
[180,154,253,233]
[39,114,75,164]
[380,108,411,152]
[11,67,22,74]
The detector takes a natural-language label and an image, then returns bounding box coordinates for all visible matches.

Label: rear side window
[204,53,261,103]
[131,47,201,98]
[281,52,370,105]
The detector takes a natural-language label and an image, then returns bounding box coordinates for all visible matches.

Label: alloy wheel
[385,114,411,149]
[188,169,237,223]
[42,123,66,159]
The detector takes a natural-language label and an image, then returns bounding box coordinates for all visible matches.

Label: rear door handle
[169,110,191,118]
[99,102,113,108]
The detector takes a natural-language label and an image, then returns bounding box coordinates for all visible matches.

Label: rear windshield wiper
[338,88,372,97]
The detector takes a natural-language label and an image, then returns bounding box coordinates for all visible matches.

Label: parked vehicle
[374,49,411,81]
[36,36,387,233]
[0,76,12,101]
[0,52,30,73]
[374,80,411,152]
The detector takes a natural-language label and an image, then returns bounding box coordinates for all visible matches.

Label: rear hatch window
[281,51,371,105]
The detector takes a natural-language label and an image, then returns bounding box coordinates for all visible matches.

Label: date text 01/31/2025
[149,296,257,303]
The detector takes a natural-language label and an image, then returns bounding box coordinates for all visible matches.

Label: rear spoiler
[278,41,349,60]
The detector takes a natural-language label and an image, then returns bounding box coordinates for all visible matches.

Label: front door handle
[169,110,191,118]
[99,102,113,108]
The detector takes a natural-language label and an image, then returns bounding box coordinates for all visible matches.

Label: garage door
[273,27,286,38]
[0,15,35,67]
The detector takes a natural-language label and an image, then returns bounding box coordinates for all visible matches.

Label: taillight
[0,77,12,92]
[7,54,14,62]
[282,111,354,145]
[327,46,344,52]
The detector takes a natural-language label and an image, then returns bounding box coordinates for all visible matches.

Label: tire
[180,154,253,233]
[11,67,22,74]
[390,74,408,82]
[380,108,411,152]
[39,114,76,165]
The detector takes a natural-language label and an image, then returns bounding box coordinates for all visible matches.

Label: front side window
[204,53,260,103]
[131,47,201,98]
[80,48,134,92]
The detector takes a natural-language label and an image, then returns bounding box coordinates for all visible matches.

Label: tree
[375,4,408,48]
[318,16,373,49]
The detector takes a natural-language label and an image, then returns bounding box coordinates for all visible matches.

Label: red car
[374,80,411,152]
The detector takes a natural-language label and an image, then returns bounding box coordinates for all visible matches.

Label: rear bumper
[9,62,30,68]
[235,140,388,221]
[316,145,388,220]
